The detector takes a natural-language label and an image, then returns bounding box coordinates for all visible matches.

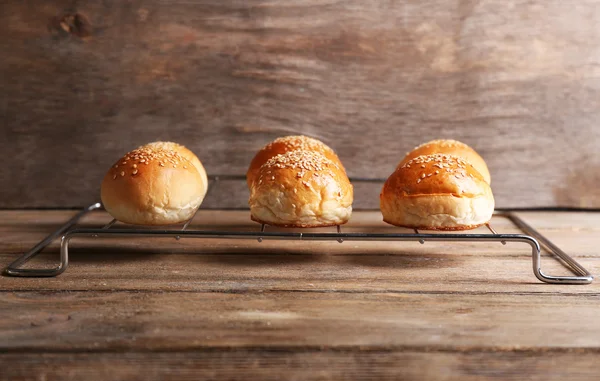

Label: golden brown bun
[101,146,206,225]
[247,135,344,188]
[400,139,491,184]
[141,141,208,197]
[380,154,494,230]
[249,150,353,227]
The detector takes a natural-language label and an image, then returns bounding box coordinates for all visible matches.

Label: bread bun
[380,154,494,230]
[141,141,208,197]
[400,139,491,184]
[249,150,353,227]
[101,146,206,225]
[247,135,343,188]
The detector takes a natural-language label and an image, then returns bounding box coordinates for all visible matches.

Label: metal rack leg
[504,213,593,284]
[4,203,102,277]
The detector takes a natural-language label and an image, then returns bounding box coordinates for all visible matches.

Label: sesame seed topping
[113,174,117,180]
[120,171,125,177]
[132,169,138,175]
[265,135,336,156]
[261,150,337,172]
[133,164,137,168]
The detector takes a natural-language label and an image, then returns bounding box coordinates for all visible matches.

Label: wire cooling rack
[3,202,593,284]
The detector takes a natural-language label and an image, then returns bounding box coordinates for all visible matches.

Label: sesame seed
[113,174,117,180]
[133,164,137,168]
[120,171,125,177]
[132,169,138,175]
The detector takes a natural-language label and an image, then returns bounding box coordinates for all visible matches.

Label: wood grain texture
[1,210,600,379]
[3,351,600,381]
[3,291,600,351]
[2,1,600,208]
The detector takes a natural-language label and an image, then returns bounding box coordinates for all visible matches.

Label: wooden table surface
[1,209,600,380]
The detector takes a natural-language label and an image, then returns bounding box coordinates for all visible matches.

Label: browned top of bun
[141,141,206,177]
[383,154,489,198]
[247,135,343,187]
[399,139,490,184]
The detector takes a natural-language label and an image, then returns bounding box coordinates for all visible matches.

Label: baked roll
[101,145,207,225]
[400,139,491,184]
[380,154,494,230]
[249,150,353,227]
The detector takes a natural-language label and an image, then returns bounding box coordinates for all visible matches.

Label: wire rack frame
[3,202,593,284]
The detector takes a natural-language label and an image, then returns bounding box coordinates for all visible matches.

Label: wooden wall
[1,0,600,209]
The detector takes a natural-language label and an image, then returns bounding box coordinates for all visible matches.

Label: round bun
[399,139,491,184]
[141,141,208,197]
[247,135,344,188]
[101,146,206,225]
[380,154,494,230]
[249,150,353,227]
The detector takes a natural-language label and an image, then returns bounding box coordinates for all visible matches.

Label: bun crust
[247,136,343,188]
[400,139,491,184]
[101,146,206,225]
[141,141,208,197]
[249,150,353,227]
[380,154,494,230]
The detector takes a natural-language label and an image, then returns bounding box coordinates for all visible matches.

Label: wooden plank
[2,351,600,381]
[3,254,599,294]
[2,1,600,208]
[2,291,600,351]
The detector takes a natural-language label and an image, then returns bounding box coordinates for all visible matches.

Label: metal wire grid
[3,202,593,284]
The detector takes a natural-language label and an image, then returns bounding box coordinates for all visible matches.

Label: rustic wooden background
[2,0,600,209]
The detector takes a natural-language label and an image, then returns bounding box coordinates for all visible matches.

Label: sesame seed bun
[380,154,494,230]
[141,141,208,198]
[246,135,344,188]
[249,150,353,227]
[399,139,491,184]
[101,146,206,225]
